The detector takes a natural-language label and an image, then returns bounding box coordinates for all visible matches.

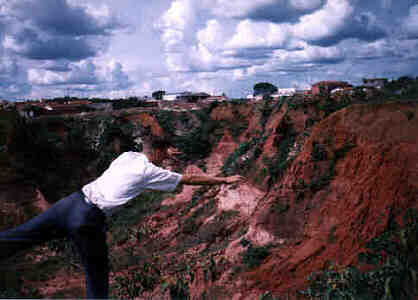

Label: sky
[1,0,418,100]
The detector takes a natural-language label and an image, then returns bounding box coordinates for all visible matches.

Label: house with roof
[311,81,352,95]
[362,78,388,89]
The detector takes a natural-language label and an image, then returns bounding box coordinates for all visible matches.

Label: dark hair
[105,127,140,152]
[151,138,171,149]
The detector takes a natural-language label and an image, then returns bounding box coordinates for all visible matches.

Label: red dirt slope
[250,102,418,295]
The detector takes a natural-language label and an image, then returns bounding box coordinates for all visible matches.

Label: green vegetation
[154,110,177,136]
[317,95,352,117]
[242,243,271,269]
[174,108,220,160]
[273,199,289,214]
[108,191,165,235]
[383,76,418,99]
[259,291,282,300]
[222,134,265,176]
[259,98,274,129]
[303,209,418,299]
[311,141,328,161]
[262,118,297,184]
[154,105,224,161]
[0,111,18,147]
[404,110,415,121]
[305,117,318,129]
[152,90,165,100]
[302,142,355,193]
[254,82,278,97]
[227,117,249,139]
[6,115,138,200]
[112,262,161,298]
[287,95,308,111]
[168,275,190,300]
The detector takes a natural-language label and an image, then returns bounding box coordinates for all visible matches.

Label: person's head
[105,128,142,154]
[144,139,181,165]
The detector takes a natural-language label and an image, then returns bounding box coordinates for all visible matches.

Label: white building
[272,88,296,98]
[162,92,191,101]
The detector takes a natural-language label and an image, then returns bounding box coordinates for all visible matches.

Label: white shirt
[82,152,182,215]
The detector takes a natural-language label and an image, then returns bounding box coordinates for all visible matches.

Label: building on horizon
[311,81,352,95]
[162,91,211,102]
[271,88,297,99]
[205,95,228,102]
[362,78,388,89]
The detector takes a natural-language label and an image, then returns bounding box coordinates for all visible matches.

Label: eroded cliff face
[248,102,418,296]
[0,100,417,298]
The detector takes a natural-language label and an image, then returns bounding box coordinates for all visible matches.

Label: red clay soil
[1,101,417,299]
[248,102,418,295]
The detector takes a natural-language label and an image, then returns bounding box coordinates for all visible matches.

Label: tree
[253,82,278,97]
[152,90,166,100]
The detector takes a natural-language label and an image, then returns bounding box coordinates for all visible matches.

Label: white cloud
[273,45,344,64]
[381,0,392,9]
[27,58,132,92]
[3,35,22,52]
[210,0,275,18]
[155,0,196,52]
[156,0,194,31]
[1,0,417,100]
[290,0,323,10]
[292,0,353,41]
[233,68,246,80]
[226,20,292,49]
[197,19,230,50]
[28,69,64,85]
[403,4,418,39]
[0,58,31,97]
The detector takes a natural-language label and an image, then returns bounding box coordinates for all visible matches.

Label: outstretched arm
[179,174,243,186]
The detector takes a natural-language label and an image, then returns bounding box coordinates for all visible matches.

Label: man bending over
[0,134,243,299]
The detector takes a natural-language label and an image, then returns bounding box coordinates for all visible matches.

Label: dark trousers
[0,191,109,299]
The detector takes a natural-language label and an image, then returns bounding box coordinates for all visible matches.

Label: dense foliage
[152,90,165,100]
[254,82,278,97]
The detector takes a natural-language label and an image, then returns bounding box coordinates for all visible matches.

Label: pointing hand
[224,175,245,184]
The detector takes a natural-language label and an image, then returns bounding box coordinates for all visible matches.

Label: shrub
[303,209,418,300]
[307,142,355,192]
[174,108,220,161]
[154,110,176,136]
[259,99,274,129]
[169,276,190,300]
[305,117,317,128]
[311,141,328,161]
[317,96,352,117]
[222,135,265,176]
[262,120,297,183]
[242,244,271,269]
[112,262,161,298]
